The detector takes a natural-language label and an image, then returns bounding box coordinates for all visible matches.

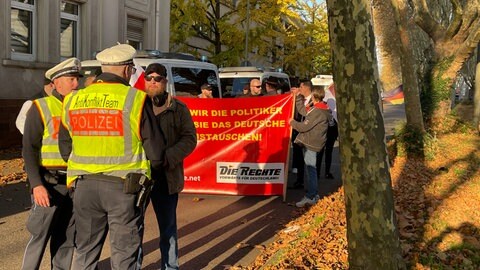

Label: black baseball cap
[145,63,167,77]
[201,83,213,90]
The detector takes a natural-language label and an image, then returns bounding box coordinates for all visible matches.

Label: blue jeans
[303,148,318,199]
[150,186,179,270]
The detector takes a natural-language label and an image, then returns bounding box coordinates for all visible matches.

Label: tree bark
[391,0,425,134]
[475,62,480,133]
[371,0,403,92]
[412,0,480,129]
[325,0,405,269]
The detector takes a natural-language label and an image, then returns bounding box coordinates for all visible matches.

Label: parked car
[219,66,290,97]
[80,50,222,98]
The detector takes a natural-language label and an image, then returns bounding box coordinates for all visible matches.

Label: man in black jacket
[143,63,197,270]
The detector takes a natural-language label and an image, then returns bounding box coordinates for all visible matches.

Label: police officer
[21,58,80,270]
[59,44,165,270]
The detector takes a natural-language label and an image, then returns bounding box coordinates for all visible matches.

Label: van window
[79,59,223,98]
[172,67,221,98]
[221,77,257,98]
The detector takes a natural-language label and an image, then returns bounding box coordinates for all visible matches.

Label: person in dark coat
[264,77,279,96]
[289,82,305,189]
[143,63,197,270]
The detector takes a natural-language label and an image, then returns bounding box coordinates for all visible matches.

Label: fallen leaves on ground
[1,131,479,270]
[233,131,480,269]
[0,146,26,184]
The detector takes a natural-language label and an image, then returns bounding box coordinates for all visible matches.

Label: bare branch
[412,0,446,41]
[458,18,480,57]
[448,1,480,48]
[445,0,464,39]
[192,24,215,44]
[457,1,480,34]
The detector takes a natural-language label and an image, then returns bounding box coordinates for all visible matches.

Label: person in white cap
[59,44,166,270]
[21,57,81,270]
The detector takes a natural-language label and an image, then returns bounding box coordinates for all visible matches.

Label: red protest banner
[177,94,294,196]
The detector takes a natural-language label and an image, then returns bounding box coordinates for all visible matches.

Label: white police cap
[45,57,81,81]
[96,44,136,65]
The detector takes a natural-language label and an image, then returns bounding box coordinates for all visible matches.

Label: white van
[311,74,333,87]
[219,66,290,97]
[80,51,222,98]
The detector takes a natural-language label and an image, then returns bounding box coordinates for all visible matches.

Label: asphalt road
[0,103,405,270]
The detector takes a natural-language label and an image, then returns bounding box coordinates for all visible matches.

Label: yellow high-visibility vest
[62,83,151,187]
[33,96,67,168]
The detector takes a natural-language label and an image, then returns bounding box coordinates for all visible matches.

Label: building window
[60,1,79,58]
[11,0,36,61]
[127,16,144,50]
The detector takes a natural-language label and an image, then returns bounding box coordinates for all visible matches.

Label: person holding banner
[143,63,197,269]
[237,83,251,98]
[291,80,314,189]
[290,82,306,189]
[249,78,264,96]
[290,85,331,207]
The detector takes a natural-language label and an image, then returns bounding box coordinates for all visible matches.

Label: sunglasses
[129,65,137,74]
[254,85,262,88]
[145,75,165,82]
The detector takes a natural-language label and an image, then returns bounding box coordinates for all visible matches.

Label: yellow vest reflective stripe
[62,83,150,187]
[33,97,67,168]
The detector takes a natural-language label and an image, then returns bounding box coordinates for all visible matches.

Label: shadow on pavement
[0,181,31,219]
[98,145,343,269]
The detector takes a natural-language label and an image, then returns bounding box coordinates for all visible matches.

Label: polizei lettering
[219,166,281,176]
[72,94,120,109]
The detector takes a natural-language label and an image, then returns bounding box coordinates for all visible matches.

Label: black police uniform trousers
[72,176,144,270]
[21,180,75,270]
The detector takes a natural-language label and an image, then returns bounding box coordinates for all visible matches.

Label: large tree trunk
[391,0,426,134]
[412,0,480,131]
[325,0,405,269]
[428,59,457,131]
[475,62,480,133]
[372,0,403,92]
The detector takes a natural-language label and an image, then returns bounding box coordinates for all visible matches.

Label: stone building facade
[0,0,171,148]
